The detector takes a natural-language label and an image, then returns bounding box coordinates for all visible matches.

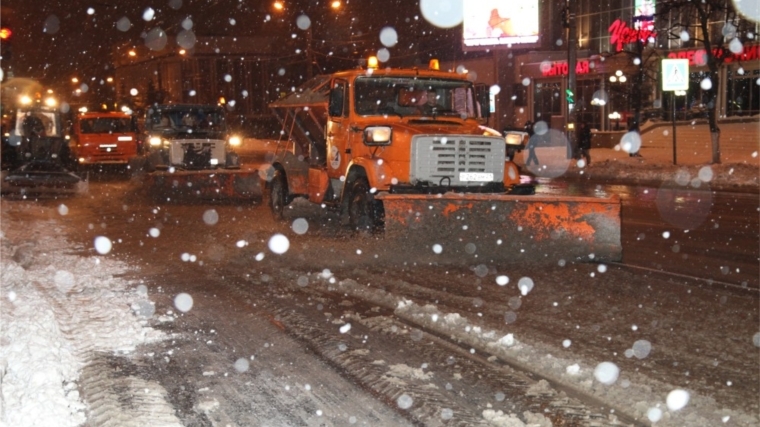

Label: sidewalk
[514,120,759,191]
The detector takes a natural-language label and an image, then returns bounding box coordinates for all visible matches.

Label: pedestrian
[578,122,592,165]
[524,120,539,166]
[628,124,643,157]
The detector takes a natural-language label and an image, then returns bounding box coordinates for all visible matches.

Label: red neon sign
[540,60,591,77]
[666,44,759,66]
[608,19,655,51]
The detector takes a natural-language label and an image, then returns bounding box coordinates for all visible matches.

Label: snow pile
[0,220,169,427]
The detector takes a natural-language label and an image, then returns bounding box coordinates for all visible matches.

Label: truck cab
[71,111,139,168]
[6,106,70,168]
[268,64,526,231]
[143,104,241,171]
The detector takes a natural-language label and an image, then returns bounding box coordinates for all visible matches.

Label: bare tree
[657,0,752,164]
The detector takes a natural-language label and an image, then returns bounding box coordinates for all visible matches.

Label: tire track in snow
[227,271,629,426]
[15,228,181,427]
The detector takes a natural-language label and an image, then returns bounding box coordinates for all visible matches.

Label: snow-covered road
[1,178,758,427]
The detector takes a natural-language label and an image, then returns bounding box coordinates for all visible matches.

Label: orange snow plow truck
[266,63,622,262]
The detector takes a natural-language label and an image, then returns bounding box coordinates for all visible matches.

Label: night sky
[1,0,462,95]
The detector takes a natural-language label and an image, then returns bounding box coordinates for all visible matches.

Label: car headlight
[364,126,392,146]
[228,135,242,146]
[149,136,163,146]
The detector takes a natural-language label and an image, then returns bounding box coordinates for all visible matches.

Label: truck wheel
[348,178,383,233]
[268,171,288,220]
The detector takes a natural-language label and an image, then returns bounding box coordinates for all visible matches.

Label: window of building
[533,81,562,123]
[727,68,760,117]
[576,79,600,129]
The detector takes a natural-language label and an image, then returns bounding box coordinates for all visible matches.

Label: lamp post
[565,0,577,160]
[608,70,627,130]
[273,1,341,80]
[608,111,621,131]
[671,90,686,165]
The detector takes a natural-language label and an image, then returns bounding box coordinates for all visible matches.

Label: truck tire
[348,178,383,233]
[268,171,288,220]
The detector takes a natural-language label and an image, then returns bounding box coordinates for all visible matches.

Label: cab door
[326,78,351,178]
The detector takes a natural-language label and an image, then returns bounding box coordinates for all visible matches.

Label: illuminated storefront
[505,0,758,132]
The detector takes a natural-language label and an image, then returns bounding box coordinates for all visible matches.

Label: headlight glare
[228,135,242,146]
[149,136,162,146]
[505,133,524,146]
[363,126,392,146]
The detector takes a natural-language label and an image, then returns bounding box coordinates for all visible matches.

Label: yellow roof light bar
[429,59,440,70]
[367,56,379,69]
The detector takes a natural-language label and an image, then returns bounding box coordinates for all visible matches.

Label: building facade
[112,36,280,120]
[501,0,760,132]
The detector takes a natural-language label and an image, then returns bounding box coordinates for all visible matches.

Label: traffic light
[565,89,574,104]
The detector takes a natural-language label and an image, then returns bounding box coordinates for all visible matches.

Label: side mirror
[474,84,490,120]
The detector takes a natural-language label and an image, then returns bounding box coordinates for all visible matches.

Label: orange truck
[266,62,622,262]
[70,111,140,168]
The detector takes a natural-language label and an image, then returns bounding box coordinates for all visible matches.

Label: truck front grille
[410,135,505,187]
[168,139,226,168]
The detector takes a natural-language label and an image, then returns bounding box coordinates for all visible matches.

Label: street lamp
[609,111,621,130]
[609,70,626,83]
[273,1,340,79]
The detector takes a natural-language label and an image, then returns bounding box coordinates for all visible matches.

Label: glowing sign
[666,44,759,66]
[540,60,592,77]
[609,19,656,51]
[463,0,539,49]
[633,0,656,30]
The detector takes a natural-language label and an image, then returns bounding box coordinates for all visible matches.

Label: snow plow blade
[144,166,263,202]
[1,164,85,196]
[377,193,622,262]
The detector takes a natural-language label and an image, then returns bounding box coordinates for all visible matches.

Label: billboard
[463,1,540,49]
[633,0,656,30]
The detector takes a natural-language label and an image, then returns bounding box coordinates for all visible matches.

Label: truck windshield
[15,111,60,137]
[80,117,134,134]
[354,76,477,118]
[147,108,226,132]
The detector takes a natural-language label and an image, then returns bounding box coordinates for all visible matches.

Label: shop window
[727,69,760,117]
[576,79,600,129]
[512,84,527,107]
[534,82,562,123]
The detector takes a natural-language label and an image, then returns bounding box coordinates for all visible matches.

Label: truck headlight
[149,136,163,146]
[505,133,524,146]
[364,126,392,146]
[228,135,242,146]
